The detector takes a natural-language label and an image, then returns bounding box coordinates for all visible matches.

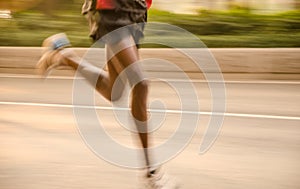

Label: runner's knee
[133,80,149,94]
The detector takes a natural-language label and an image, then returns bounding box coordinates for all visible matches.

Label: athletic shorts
[93,9,147,47]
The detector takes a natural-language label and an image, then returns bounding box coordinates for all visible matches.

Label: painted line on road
[0,74,76,80]
[1,74,300,84]
[1,101,299,121]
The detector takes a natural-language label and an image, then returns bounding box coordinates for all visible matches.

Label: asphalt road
[0,74,300,189]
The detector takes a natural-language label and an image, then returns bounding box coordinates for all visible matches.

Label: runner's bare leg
[108,42,150,169]
[61,46,126,101]
[59,37,151,170]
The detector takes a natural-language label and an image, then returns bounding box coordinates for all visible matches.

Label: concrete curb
[0,47,299,80]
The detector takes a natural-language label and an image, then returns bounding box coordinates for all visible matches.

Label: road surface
[0,74,300,189]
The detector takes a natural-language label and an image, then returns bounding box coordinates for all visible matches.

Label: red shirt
[146,0,152,9]
[96,0,115,9]
[97,0,152,10]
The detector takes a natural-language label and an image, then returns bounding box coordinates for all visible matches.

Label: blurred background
[1,2,300,189]
[0,0,299,47]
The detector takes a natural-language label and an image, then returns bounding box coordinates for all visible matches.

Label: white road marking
[0,101,299,121]
[0,74,77,80]
[0,74,300,84]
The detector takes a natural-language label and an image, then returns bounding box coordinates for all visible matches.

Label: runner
[36,0,179,188]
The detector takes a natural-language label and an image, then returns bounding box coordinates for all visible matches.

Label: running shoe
[143,168,180,189]
[36,33,71,76]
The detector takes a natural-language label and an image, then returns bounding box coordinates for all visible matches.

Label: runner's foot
[36,33,72,76]
[36,49,69,76]
[42,33,71,52]
[143,168,180,189]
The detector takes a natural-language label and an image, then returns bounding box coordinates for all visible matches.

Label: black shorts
[94,9,147,47]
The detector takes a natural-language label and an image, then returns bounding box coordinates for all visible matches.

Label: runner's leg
[107,35,151,170]
[58,47,126,101]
